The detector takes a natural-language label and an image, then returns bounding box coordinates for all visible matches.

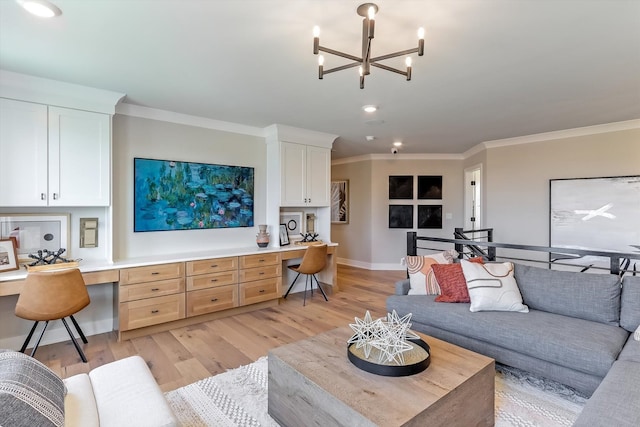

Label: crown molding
[115,103,265,137]
[482,119,640,150]
[264,124,338,149]
[332,152,463,165]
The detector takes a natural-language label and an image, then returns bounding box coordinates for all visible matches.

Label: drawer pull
[151,309,159,314]
[211,264,218,267]
[211,279,218,282]
[259,259,265,262]
[259,272,265,275]
[151,272,160,275]
[210,298,218,302]
[151,288,160,291]
[259,289,265,293]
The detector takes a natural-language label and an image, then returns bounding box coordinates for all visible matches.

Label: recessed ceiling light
[365,136,375,141]
[393,141,403,147]
[16,0,62,18]
[362,105,377,113]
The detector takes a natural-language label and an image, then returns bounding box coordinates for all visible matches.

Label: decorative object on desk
[331,180,349,224]
[0,238,19,272]
[418,205,443,229]
[306,213,316,233]
[389,175,413,199]
[256,224,270,248]
[0,213,70,262]
[27,248,71,266]
[389,205,413,228]
[279,211,304,238]
[300,232,319,242]
[133,158,254,232]
[417,175,443,199]
[347,310,429,376]
[279,224,290,246]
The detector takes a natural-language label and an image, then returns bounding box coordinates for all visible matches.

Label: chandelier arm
[370,62,408,77]
[323,62,362,75]
[370,47,419,63]
[318,46,362,63]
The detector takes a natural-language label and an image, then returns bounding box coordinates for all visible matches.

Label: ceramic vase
[256,224,270,248]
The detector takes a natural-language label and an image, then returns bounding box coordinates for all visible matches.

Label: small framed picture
[0,238,19,272]
[418,205,443,229]
[389,205,414,228]
[279,224,290,246]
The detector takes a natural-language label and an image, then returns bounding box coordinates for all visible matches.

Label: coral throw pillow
[433,257,484,303]
[406,250,457,295]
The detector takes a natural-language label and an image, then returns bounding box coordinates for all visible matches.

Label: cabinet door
[0,99,48,206]
[306,146,330,206]
[48,107,110,206]
[281,141,306,206]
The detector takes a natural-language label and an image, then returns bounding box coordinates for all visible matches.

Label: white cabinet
[0,98,110,207]
[280,141,330,207]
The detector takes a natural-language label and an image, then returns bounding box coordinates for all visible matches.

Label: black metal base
[19,317,88,363]
[284,272,329,306]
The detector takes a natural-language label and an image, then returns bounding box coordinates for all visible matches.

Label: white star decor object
[347,310,419,365]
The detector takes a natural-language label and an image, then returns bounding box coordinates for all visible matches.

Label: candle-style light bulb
[359,66,363,77]
[318,55,324,79]
[406,57,412,81]
[367,6,376,39]
[313,26,320,54]
[418,27,425,56]
[368,6,376,20]
[318,55,324,66]
[359,66,365,89]
[405,57,412,67]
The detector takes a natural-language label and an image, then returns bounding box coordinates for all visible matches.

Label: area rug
[165,357,586,427]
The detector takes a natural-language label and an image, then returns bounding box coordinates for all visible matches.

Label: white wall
[112,114,267,260]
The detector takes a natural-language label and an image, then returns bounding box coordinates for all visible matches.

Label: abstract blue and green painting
[134,158,254,232]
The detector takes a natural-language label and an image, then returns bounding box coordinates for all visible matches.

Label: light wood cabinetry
[239,253,282,306]
[280,141,330,207]
[185,257,239,317]
[0,98,111,207]
[119,263,186,331]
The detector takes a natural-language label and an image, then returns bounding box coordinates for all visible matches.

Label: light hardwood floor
[32,265,406,392]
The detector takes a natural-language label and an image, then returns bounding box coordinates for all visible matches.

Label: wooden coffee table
[268,326,494,427]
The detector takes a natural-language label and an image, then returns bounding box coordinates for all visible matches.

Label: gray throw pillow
[0,350,66,427]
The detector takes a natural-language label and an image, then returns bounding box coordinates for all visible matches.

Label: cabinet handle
[151,288,160,291]
[210,298,218,302]
[259,259,265,262]
[211,264,218,267]
[53,193,58,200]
[151,309,159,314]
[211,279,218,282]
[40,193,46,200]
[259,289,265,293]
[151,272,160,275]
[259,272,265,275]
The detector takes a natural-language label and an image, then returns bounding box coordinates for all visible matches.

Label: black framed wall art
[418,175,442,199]
[389,176,413,199]
[389,205,413,228]
[418,205,443,229]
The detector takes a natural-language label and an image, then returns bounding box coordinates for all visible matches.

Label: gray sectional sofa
[386,262,640,426]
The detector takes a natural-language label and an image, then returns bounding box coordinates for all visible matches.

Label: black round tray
[347,338,431,377]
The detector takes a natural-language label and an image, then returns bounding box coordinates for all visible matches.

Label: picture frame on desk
[0,213,70,262]
[279,211,304,240]
[0,238,19,272]
[279,224,290,246]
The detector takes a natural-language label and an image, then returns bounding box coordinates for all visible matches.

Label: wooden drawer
[120,262,184,285]
[119,278,185,302]
[239,264,281,283]
[186,270,238,291]
[186,285,239,317]
[186,257,238,276]
[239,253,281,269]
[239,277,281,306]
[119,293,185,331]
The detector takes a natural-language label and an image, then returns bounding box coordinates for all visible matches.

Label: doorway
[464,165,482,232]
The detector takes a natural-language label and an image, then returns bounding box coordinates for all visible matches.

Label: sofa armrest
[64,373,99,427]
[395,279,410,295]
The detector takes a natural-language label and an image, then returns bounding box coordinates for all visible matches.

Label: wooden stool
[15,268,90,362]
[284,244,329,306]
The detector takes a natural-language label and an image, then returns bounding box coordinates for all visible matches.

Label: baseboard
[0,318,114,351]
[336,258,405,271]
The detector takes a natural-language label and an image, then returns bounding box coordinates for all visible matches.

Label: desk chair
[284,244,329,306]
[15,268,90,362]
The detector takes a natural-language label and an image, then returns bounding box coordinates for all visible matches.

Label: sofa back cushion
[513,263,621,326]
[621,275,640,332]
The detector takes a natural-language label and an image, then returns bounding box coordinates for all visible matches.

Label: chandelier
[313,3,424,89]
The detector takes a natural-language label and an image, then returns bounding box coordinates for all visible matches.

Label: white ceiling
[1,0,639,159]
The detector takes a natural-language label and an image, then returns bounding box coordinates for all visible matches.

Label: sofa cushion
[405,250,457,295]
[462,260,529,313]
[617,334,640,363]
[513,263,621,326]
[88,355,177,427]
[0,350,66,427]
[386,295,628,378]
[573,361,640,427]
[621,275,640,332]
[433,263,470,303]
[63,373,99,427]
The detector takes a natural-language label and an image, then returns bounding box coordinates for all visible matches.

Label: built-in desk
[0,243,338,341]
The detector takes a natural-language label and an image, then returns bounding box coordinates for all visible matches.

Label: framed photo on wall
[279,211,304,238]
[389,205,414,228]
[389,176,413,199]
[331,180,349,224]
[0,213,70,261]
[418,176,443,199]
[418,205,443,229]
[279,224,290,246]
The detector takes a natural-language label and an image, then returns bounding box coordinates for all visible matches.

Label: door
[464,165,482,231]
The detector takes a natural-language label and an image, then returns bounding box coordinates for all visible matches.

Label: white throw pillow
[406,250,458,295]
[461,260,529,313]
[634,325,640,341]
